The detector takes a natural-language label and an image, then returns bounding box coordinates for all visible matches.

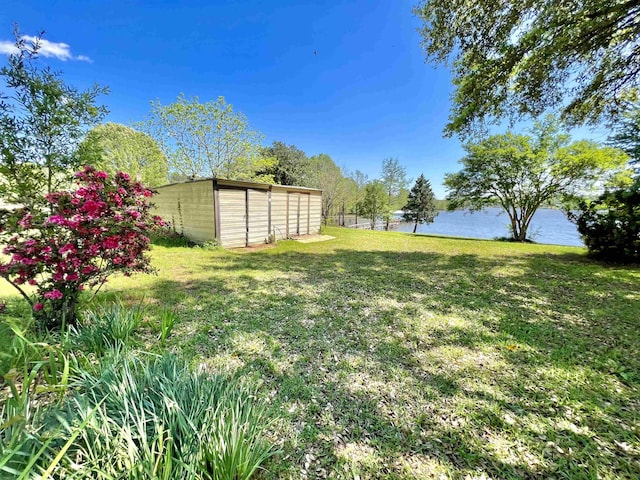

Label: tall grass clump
[48,353,275,479]
[68,302,143,355]
[159,308,177,343]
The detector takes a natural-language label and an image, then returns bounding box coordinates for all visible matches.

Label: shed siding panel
[153,181,215,243]
[247,189,269,245]
[309,192,322,234]
[218,188,247,248]
[270,189,288,240]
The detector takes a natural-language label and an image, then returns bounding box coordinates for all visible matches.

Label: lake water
[395,208,584,247]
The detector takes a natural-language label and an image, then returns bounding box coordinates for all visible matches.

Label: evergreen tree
[402,174,438,233]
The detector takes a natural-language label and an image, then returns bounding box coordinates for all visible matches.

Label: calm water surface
[395,208,583,247]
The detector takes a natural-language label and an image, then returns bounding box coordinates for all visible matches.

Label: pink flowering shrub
[0,166,164,330]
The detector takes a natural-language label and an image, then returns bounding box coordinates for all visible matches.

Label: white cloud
[0,40,19,56]
[0,35,91,62]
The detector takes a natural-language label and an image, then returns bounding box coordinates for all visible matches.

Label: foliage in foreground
[51,353,275,479]
[1,333,275,479]
[570,179,640,262]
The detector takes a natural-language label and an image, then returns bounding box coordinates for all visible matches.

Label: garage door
[218,188,247,247]
[247,189,269,245]
[287,192,299,237]
[299,193,309,235]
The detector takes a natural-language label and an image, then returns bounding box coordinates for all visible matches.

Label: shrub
[569,179,640,262]
[0,166,164,330]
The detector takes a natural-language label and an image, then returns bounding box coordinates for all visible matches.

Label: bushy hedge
[570,180,640,262]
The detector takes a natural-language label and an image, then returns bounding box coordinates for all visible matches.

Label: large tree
[0,30,107,208]
[305,153,347,224]
[444,119,629,241]
[80,123,168,187]
[140,94,271,181]
[608,102,640,172]
[403,174,438,233]
[380,157,409,229]
[259,141,309,185]
[348,169,369,224]
[414,0,640,137]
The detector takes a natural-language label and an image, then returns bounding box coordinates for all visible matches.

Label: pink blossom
[46,215,66,225]
[81,200,104,216]
[103,237,119,249]
[65,273,79,281]
[44,289,63,300]
[33,303,44,312]
[95,171,108,179]
[60,243,76,255]
[18,214,33,228]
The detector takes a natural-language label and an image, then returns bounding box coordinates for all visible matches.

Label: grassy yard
[3,227,640,479]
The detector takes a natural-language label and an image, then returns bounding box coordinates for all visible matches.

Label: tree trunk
[413,222,418,233]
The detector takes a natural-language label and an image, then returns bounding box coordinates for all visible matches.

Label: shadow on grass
[114,246,639,479]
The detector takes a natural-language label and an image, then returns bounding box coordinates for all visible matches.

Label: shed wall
[154,180,322,247]
[153,181,215,243]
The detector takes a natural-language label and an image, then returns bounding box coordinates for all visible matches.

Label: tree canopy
[305,154,348,224]
[259,141,309,186]
[608,102,640,171]
[348,169,369,224]
[140,94,271,181]
[414,0,640,137]
[0,29,107,207]
[80,123,168,187]
[444,118,629,241]
[381,158,409,229]
[359,180,389,230]
[403,174,438,233]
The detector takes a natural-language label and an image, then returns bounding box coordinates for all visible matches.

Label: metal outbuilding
[152,178,322,247]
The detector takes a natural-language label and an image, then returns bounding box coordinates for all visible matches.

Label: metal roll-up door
[247,189,269,245]
[299,193,310,235]
[309,193,322,234]
[287,192,299,237]
[218,188,247,247]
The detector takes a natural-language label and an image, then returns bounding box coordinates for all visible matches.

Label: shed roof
[156,177,322,194]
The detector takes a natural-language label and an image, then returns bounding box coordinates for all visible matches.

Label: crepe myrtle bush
[0,166,164,330]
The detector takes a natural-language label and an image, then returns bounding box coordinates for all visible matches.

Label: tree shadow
[109,244,639,478]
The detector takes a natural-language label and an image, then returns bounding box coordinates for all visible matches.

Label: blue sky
[0,0,609,198]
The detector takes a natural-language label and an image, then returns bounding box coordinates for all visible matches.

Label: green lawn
[3,227,639,479]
